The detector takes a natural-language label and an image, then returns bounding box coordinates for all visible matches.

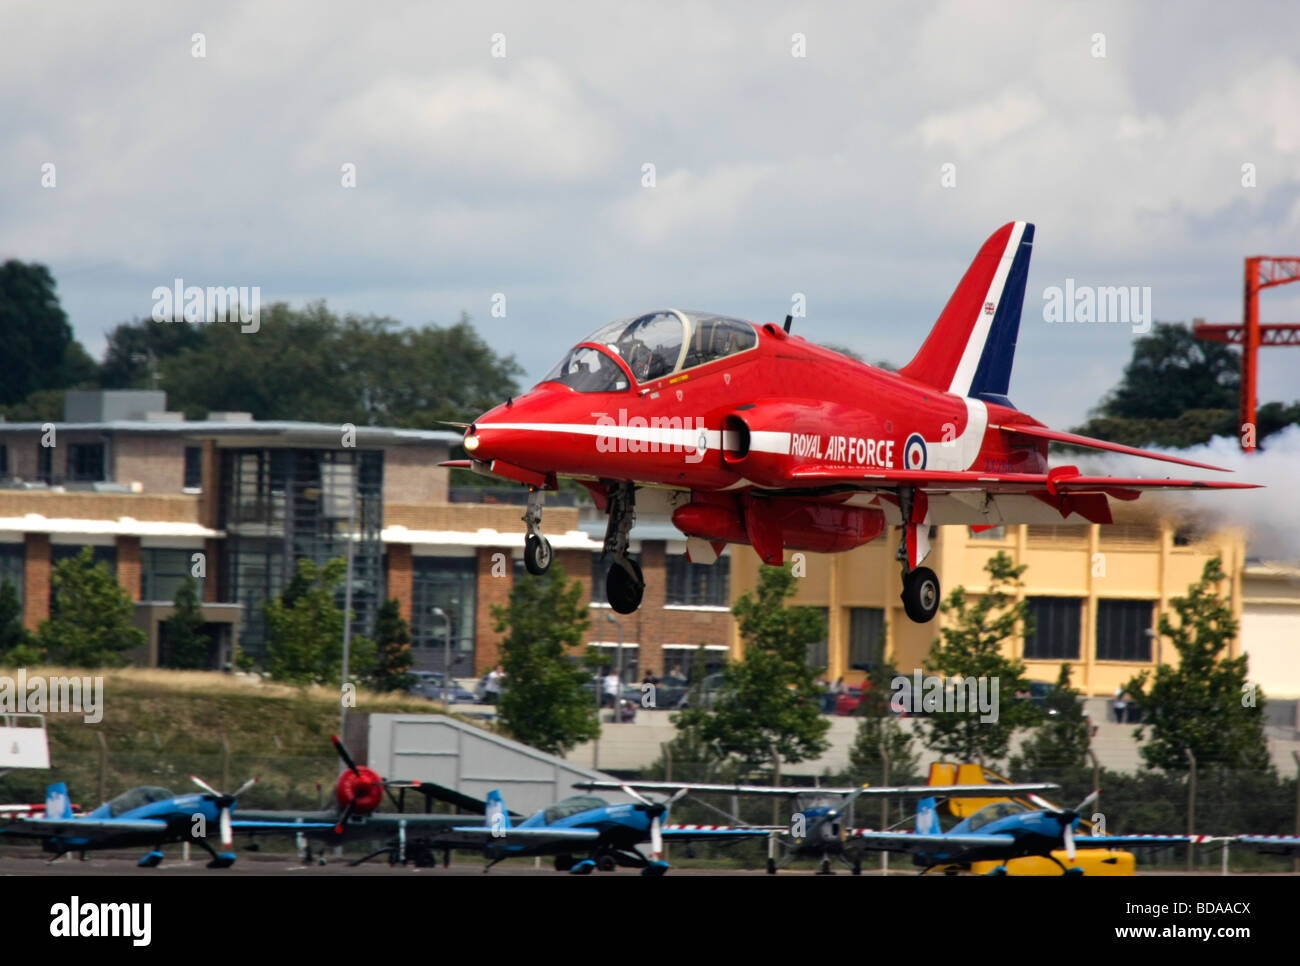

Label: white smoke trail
[1064,425,1300,562]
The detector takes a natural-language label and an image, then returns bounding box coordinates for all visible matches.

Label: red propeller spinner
[331,734,385,832]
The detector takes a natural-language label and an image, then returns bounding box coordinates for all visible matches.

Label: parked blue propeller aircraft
[850,791,1217,875]
[0,778,334,869]
[576,778,1063,874]
[432,786,778,875]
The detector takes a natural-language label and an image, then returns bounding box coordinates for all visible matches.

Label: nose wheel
[524,533,552,575]
[522,488,552,575]
[606,558,644,614]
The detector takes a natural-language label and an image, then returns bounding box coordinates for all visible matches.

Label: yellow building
[728,508,1246,697]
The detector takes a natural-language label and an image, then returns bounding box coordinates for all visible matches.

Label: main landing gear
[602,482,643,614]
[897,487,940,624]
[522,488,553,575]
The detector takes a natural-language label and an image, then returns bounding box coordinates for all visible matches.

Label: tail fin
[900,221,1034,407]
[485,789,511,834]
[45,782,72,820]
[916,796,941,836]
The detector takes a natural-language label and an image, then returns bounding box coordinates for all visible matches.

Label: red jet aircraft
[449,222,1255,623]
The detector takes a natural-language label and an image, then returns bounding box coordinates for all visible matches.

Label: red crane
[1194,256,1300,452]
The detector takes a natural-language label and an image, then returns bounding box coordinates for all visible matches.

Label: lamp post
[605,611,623,724]
[432,606,451,712]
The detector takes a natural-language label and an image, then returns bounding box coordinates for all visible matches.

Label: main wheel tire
[901,566,940,623]
[606,559,644,614]
[524,534,553,575]
[596,853,617,872]
[766,857,777,875]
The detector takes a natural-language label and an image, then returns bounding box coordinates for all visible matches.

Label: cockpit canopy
[542,795,607,825]
[105,786,175,817]
[542,310,757,391]
[963,800,1028,832]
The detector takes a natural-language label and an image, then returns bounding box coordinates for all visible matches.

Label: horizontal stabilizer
[994,422,1230,472]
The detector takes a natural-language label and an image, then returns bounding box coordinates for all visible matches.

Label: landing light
[464,434,480,452]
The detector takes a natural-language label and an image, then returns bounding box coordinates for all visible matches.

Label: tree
[371,598,416,693]
[1125,558,1270,772]
[921,551,1038,764]
[37,547,145,667]
[676,565,830,770]
[0,261,89,406]
[1010,663,1091,773]
[100,316,205,388]
[846,661,922,786]
[0,579,42,665]
[161,576,211,669]
[491,564,599,755]
[1100,322,1239,421]
[264,557,375,686]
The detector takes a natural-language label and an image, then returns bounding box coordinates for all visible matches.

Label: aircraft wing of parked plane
[573,779,1062,798]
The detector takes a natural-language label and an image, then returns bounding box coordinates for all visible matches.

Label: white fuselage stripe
[480,422,793,455]
[947,221,1026,398]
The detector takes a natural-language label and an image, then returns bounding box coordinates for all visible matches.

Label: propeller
[190,775,258,850]
[621,784,688,860]
[1037,790,1100,861]
[330,734,385,834]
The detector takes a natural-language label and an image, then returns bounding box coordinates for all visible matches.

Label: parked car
[674,672,726,710]
[834,685,864,716]
[409,671,476,704]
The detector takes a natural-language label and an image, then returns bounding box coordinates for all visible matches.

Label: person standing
[603,668,621,709]
[485,664,504,704]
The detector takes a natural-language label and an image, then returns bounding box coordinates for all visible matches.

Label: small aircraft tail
[44,782,73,820]
[916,796,941,836]
[900,221,1034,407]
[485,789,511,833]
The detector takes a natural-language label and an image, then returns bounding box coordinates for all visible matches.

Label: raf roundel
[904,433,928,471]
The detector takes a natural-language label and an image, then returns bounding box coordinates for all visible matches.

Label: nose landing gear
[522,488,553,575]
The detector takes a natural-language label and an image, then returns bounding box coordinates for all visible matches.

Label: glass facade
[1096,599,1154,662]
[1024,596,1083,660]
[142,548,203,602]
[847,607,885,667]
[410,556,477,676]
[219,448,384,661]
[0,543,23,612]
[665,553,729,607]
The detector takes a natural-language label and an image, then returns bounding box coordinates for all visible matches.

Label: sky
[2,0,1298,430]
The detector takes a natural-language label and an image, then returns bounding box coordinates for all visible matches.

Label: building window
[970,525,1006,540]
[848,607,885,668]
[37,445,52,483]
[50,546,117,600]
[0,544,24,613]
[184,447,203,489]
[590,552,641,605]
[1024,597,1083,660]
[68,443,106,482]
[805,606,829,670]
[1096,599,1154,662]
[142,548,202,602]
[0,445,8,478]
[411,557,476,675]
[665,553,730,606]
[661,646,726,682]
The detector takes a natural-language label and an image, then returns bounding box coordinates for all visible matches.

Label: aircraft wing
[848,830,1016,855]
[785,465,1257,495]
[1237,835,1300,855]
[574,780,1060,798]
[230,820,336,832]
[433,826,601,848]
[0,817,168,837]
